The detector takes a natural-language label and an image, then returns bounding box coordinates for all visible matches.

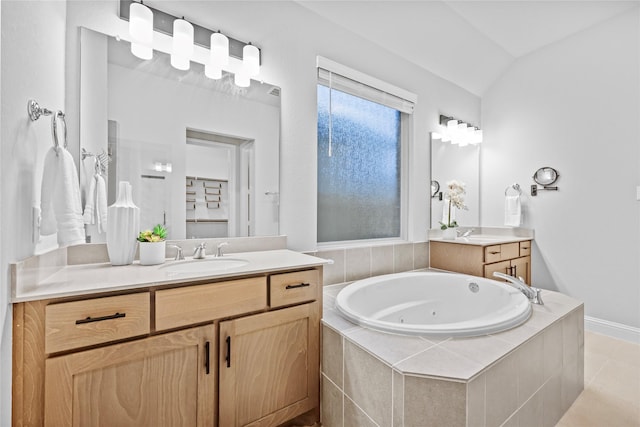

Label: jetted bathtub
[335,271,532,337]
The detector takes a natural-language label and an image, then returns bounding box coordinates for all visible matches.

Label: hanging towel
[95,174,108,234]
[41,147,86,246]
[83,174,108,234]
[82,174,97,225]
[504,195,522,227]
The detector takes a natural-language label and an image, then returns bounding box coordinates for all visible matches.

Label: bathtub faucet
[493,272,544,305]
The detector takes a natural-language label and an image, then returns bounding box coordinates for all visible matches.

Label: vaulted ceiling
[296,1,638,95]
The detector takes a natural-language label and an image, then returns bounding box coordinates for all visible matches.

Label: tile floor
[556,331,640,427]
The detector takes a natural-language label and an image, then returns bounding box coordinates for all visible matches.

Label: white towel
[82,174,97,225]
[83,174,108,234]
[504,195,522,227]
[40,147,86,246]
[95,174,108,233]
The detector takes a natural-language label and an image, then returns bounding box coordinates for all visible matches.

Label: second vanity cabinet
[430,239,532,284]
[13,267,322,427]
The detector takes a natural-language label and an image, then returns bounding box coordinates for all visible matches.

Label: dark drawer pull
[205,341,211,375]
[285,282,311,290]
[225,336,231,368]
[488,251,500,255]
[75,312,126,325]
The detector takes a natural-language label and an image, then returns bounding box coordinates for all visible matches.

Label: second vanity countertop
[429,235,532,246]
[428,226,534,246]
[12,249,328,303]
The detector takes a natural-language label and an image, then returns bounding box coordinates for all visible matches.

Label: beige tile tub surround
[321,285,584,427]
[316,241,429,286]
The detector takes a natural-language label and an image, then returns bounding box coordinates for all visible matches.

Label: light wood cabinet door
[44,324,216,427]
[511,256,531,284]
[219,302,320,427]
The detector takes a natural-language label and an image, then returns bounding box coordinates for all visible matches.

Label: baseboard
[584,316,640,344]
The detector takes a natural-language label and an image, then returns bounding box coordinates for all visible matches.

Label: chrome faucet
[459,228,475,238]
[168,244,184,260]
[193,242,207,259]
[215,242,229,257]
[493,272,544,305]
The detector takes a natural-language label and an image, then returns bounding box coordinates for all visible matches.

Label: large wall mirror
[430,135,480,228]
[79,28,280,243]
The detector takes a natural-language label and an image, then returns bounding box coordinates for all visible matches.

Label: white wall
[481,9,640,329]
[1,2,67,425]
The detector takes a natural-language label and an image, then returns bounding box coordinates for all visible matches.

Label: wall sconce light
[433,114,483,145]
[120,0,261,87]
[129,1,153,60]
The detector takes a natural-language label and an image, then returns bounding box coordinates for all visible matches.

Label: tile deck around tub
[322,283,583,381]
[322,283,584,427]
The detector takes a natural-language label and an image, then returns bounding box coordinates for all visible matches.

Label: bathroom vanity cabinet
[430,239,532,284]
[12,266,322,427]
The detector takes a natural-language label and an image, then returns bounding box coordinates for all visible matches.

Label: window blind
[317,68,415,115]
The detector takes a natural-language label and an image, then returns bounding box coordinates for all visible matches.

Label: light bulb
[171,18,193,70]
[205,63,222,80]
[129,2,153,60]
[210,32,229,68]
[242,44,260,77]
[234,72,250,88]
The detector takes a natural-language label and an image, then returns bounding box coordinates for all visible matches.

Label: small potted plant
[137,224,167,265]
[439,180,468,239]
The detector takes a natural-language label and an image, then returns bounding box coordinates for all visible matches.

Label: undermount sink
[159,258,249,274]
[458,235,509,243]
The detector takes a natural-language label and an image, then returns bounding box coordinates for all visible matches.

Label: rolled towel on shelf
[40,146,86,246]
[504,195,522,227]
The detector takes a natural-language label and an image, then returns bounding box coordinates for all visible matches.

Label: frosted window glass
[317,85,401,243]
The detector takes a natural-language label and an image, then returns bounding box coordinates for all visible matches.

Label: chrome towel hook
[27,99,68,155]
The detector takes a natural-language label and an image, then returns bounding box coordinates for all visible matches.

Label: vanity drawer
[155,277,267,331]
[270,269,319,308]
[484,243,519,263]
[520,241,531,256]
[45,292,150,354]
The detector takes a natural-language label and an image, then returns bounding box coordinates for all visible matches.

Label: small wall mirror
[532,167,559,186]
[431,180,440,198]
[430,135,480,228]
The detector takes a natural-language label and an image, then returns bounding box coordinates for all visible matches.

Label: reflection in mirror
[430,135,480,228]
[79,28,280,243]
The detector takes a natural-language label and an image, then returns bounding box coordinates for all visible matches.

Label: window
[317,59,415,244]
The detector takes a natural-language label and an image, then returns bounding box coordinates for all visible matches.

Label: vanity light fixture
[129,1,153,60]
[171,17,194,70]
[434,114,483,145]
[154,162,172,173]
[120,0,261,87]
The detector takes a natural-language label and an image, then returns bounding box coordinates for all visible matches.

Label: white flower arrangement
[440,180,468,229]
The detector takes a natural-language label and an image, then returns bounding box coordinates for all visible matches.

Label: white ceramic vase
[442,228,458,240]
[139,241,166,266]
[107,182,140,265]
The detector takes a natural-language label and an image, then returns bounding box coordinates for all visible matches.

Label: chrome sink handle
[493,272,544,305]
[193,242,207,259]
[168,244,184,260]
[215,242,229,257]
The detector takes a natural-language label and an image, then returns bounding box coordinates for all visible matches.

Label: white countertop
[429,235,532,246]
[12,249,328,303]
